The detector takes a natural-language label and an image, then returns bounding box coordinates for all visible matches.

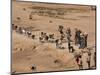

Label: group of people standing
[57,25,88,51]
[75,28,88,49]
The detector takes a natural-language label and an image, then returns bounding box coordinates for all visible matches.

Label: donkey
[32,35,35,39]
[27,31,32,37]
[49,34,55,43]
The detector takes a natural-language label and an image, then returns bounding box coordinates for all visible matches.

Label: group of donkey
[12,24,57,42]
[39,32,55,43]
[12,24,35,39]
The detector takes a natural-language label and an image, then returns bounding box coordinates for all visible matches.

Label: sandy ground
[12,0,96,74]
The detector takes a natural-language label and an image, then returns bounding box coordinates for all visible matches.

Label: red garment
[76,57,79,64]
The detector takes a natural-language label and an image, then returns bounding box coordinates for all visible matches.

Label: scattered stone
[49,20,53,23]
[23,8,26,11]
[17,17,21,20]
[31,64,36,71]
[54,59,61,63]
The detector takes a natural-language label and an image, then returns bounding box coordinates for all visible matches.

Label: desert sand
[12,0,96,74]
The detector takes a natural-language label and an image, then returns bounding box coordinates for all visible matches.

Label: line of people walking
[12,24,96,70]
